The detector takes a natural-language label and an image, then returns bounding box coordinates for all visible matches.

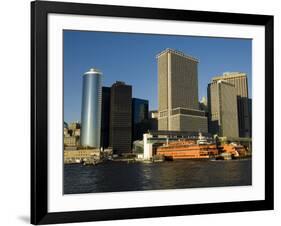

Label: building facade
[64,149,101,164]
[149,110,158,119]
[148,110,158,131]
[64,121,81,147]
[248,98,252,137]
[64,136,80,147]
[157,48,208,132]
[132,98,149,141]
[80,68,102,148]
[212,72,250,137]
[208,80,239,137]
[101,87,111,149]
[199,96,208,112]
[110,81,132,154]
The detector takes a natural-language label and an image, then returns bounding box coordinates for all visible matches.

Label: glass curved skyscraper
[80,68,102,148]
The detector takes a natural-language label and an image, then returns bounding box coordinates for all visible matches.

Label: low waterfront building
[143,133,153,160]
[73,128,80,137]
[64,127,69,137]
[132,140,144,154]
[64,121,81,147]
[68,122,81,130]
[64,122,81,136]
[64,148,101,164]
[64,136,80,147]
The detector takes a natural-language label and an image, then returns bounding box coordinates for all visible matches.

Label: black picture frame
[31,0,274,224]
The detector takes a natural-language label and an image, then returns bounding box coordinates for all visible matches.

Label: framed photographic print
[31,0,274,224]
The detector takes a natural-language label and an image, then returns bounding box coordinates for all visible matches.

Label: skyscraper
[212,72,250,137]
[110,81,132,154]
[208,80,239,137]
[100,87,110,149]
[80,68,102,148]
[157,48,208,132]
[132,98,149,141]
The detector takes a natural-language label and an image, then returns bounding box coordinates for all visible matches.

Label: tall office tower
[208,80,239,137]
[100,87,111,149]
[132,98,149,141]
[212,72,250,137]
[156,48,208,132]
[110,81,132,154]
[80,68,102,148]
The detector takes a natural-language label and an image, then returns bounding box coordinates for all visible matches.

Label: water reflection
[64,159,252,194]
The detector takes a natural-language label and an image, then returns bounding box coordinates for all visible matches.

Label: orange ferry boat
[156,140,219,160]
[156,133,247,160]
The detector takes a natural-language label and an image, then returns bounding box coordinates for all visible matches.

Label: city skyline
[64,30,252,123]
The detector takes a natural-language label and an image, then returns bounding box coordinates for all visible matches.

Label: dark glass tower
[132,98,149,141]
[101,87,110,149]
[110,81,132,154]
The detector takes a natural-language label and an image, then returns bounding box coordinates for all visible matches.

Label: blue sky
[64,30,252,123]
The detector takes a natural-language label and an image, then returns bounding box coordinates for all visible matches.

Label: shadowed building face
[101,87,111,149]
[132,98,149,141]
[208,80,239,138]
[211,72,250,137]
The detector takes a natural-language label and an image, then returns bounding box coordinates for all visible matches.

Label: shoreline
[64,155,252,165]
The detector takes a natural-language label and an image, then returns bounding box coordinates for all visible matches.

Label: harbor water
[64,158,251,194]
